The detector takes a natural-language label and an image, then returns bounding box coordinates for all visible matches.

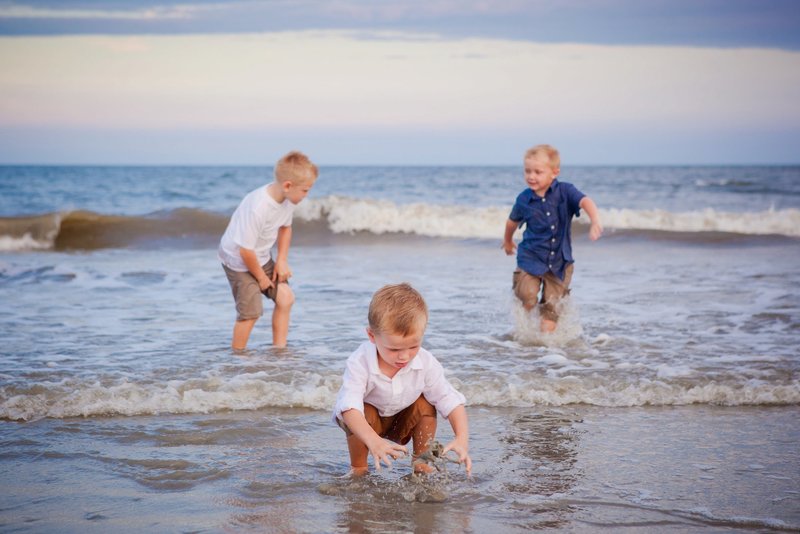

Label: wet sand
[2,404,798,532]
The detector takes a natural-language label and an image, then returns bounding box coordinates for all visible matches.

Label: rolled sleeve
[332,356,368,424]
[422,357,466,418]
[508,190,529,223]
[563,183,586,217]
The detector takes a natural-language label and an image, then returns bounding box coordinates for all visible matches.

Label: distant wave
[297,197,800,238]
[0,208,229,251]
[1,198,798,251]
[2,371,798,421]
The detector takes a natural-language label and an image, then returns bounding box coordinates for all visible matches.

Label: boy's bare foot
[348,466,369,477]
[413,462,435,475]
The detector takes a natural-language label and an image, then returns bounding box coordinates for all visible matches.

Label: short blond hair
[274,150,318,186]
[368,283,428,336]
[524,144,560,170]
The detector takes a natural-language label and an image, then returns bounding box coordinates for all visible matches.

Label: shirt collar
[528,179,559,202]
[365,341,425,376]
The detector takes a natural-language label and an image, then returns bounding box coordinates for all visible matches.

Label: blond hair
[274,150,318,186]
[524,144,560,170]
[368,283,428,336]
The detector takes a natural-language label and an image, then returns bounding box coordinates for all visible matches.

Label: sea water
[1,165,799,532]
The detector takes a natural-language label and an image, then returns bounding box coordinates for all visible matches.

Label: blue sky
[1,0,799,164]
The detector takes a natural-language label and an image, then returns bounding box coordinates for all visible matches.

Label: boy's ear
[552,166,560,178]
[366,327,376,343]
[281,180,293,191]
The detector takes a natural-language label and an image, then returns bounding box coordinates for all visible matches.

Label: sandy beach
[2,405,798,532]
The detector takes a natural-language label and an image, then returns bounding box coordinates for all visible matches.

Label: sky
[0,0,799,165]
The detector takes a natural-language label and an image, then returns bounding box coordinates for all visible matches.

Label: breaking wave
[2,371,798,421]
[1,197,798,251]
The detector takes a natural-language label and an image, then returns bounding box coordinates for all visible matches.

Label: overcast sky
[1,0,799,165]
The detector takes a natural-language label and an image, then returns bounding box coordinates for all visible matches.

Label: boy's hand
[273,260,292,283]
[589,222,603,241]
[257,276,274,292]
[366,436,408,471]
[443,437,472,475]
[501,240,516,256]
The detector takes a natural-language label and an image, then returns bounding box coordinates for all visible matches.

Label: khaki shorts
[339,395,436,445]
[222,260,283,321]
[512,263,574,321]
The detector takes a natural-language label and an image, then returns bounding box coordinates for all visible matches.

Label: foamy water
[2,233,798,421]
[1,165,799,531]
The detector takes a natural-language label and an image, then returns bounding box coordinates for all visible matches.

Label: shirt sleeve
[563,183,586,217]
[422,355,466,418]
[332,353,369,423]
[508,191,526,223]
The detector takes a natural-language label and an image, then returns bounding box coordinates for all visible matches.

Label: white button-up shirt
[332,341,466,423]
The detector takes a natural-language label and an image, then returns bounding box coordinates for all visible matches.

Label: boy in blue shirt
[502,144,603,333]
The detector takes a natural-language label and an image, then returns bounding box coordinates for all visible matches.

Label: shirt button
[550,251,555,255]
[551,238,555,242]
[541,198,546,202]
[550,225,555,230]
[546,212,551,216]
[549,264,553,268]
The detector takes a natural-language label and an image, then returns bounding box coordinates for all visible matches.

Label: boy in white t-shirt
[218,151,318,349]
[333,283,472,476]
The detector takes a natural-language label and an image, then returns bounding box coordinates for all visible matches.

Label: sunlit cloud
[1,31,798,133]
[0,1,236,20]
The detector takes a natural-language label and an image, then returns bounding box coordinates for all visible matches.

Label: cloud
[1,31,798,131]
[1,1,799,51]
[0,30,798,164]
[0,3,195,20]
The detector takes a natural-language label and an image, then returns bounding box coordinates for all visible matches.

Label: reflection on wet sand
[338,495,471,534]
[499,410,584,529]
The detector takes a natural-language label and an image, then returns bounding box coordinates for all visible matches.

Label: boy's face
[524,153,560,195]
[367,327,424,375]
[282,177,315,205]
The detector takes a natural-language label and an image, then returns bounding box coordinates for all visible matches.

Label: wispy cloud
[1,0,798,50]
[2,31,798,132]
[0,3,194,20]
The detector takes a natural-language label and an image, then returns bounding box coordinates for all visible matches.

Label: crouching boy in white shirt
[332,283,472,476]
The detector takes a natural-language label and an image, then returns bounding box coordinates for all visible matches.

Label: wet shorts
[512,263,574,321]
[222,259,284,321]
[338,395,436,445]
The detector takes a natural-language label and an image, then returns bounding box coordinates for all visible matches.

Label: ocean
[1,165,799,532]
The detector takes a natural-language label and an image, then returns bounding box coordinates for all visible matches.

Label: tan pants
[341,395,436,445]
[512,264,574,321]
[222,260,284,321]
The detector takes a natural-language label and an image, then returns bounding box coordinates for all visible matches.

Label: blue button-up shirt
[509,180,585,280]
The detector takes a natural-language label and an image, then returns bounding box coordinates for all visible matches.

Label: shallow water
[2,405,798,532]
[1,165,799,531]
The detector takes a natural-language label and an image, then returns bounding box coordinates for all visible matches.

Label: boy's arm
[579,196,603,241]
[442,405,472,475]
[273,225,292,282]
[239,247,273,292]
[502,219,518,255]
[341,409,408,470]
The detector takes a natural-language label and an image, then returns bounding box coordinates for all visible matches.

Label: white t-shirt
[332,341,466,423]
[218,185,294,272]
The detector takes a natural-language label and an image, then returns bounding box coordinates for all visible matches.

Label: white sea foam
[296,197,800,238]
[297,196,508,239]
[0,233,54,251]
[601,207,800,236]
[3,372,799,421]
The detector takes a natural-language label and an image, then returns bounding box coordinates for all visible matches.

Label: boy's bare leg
[271,284,295,347]
[346,433,370,476]
[540,318,557,333]
[232,318,257,350]
[412,414,437,474]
